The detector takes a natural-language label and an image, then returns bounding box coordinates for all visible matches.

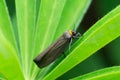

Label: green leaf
[15,0,36,79]
[43,5,120,80]
[0,32,24,80]
[0,72,7,80]
[0,0,16,49]
[71,66,120,80]
[57,52,108,80]
[0,0,24,79]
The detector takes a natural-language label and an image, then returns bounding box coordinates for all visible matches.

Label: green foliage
[43,4,120,80]
[0,72,7,80]
[71,66,120,80]
[0,0,120,80]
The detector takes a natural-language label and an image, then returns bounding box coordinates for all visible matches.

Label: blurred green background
[5,0,120,80]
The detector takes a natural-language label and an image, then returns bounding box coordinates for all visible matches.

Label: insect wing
[34,34,70,68]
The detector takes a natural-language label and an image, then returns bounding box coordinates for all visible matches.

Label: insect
[33,30,80,68]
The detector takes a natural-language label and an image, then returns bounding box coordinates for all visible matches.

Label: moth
[34,30,80,68]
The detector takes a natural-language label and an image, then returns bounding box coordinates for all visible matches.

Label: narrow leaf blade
[71,66,120,80]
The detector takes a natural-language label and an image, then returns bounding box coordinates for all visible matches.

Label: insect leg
[69,38,72,51]
[74,32,81,38]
